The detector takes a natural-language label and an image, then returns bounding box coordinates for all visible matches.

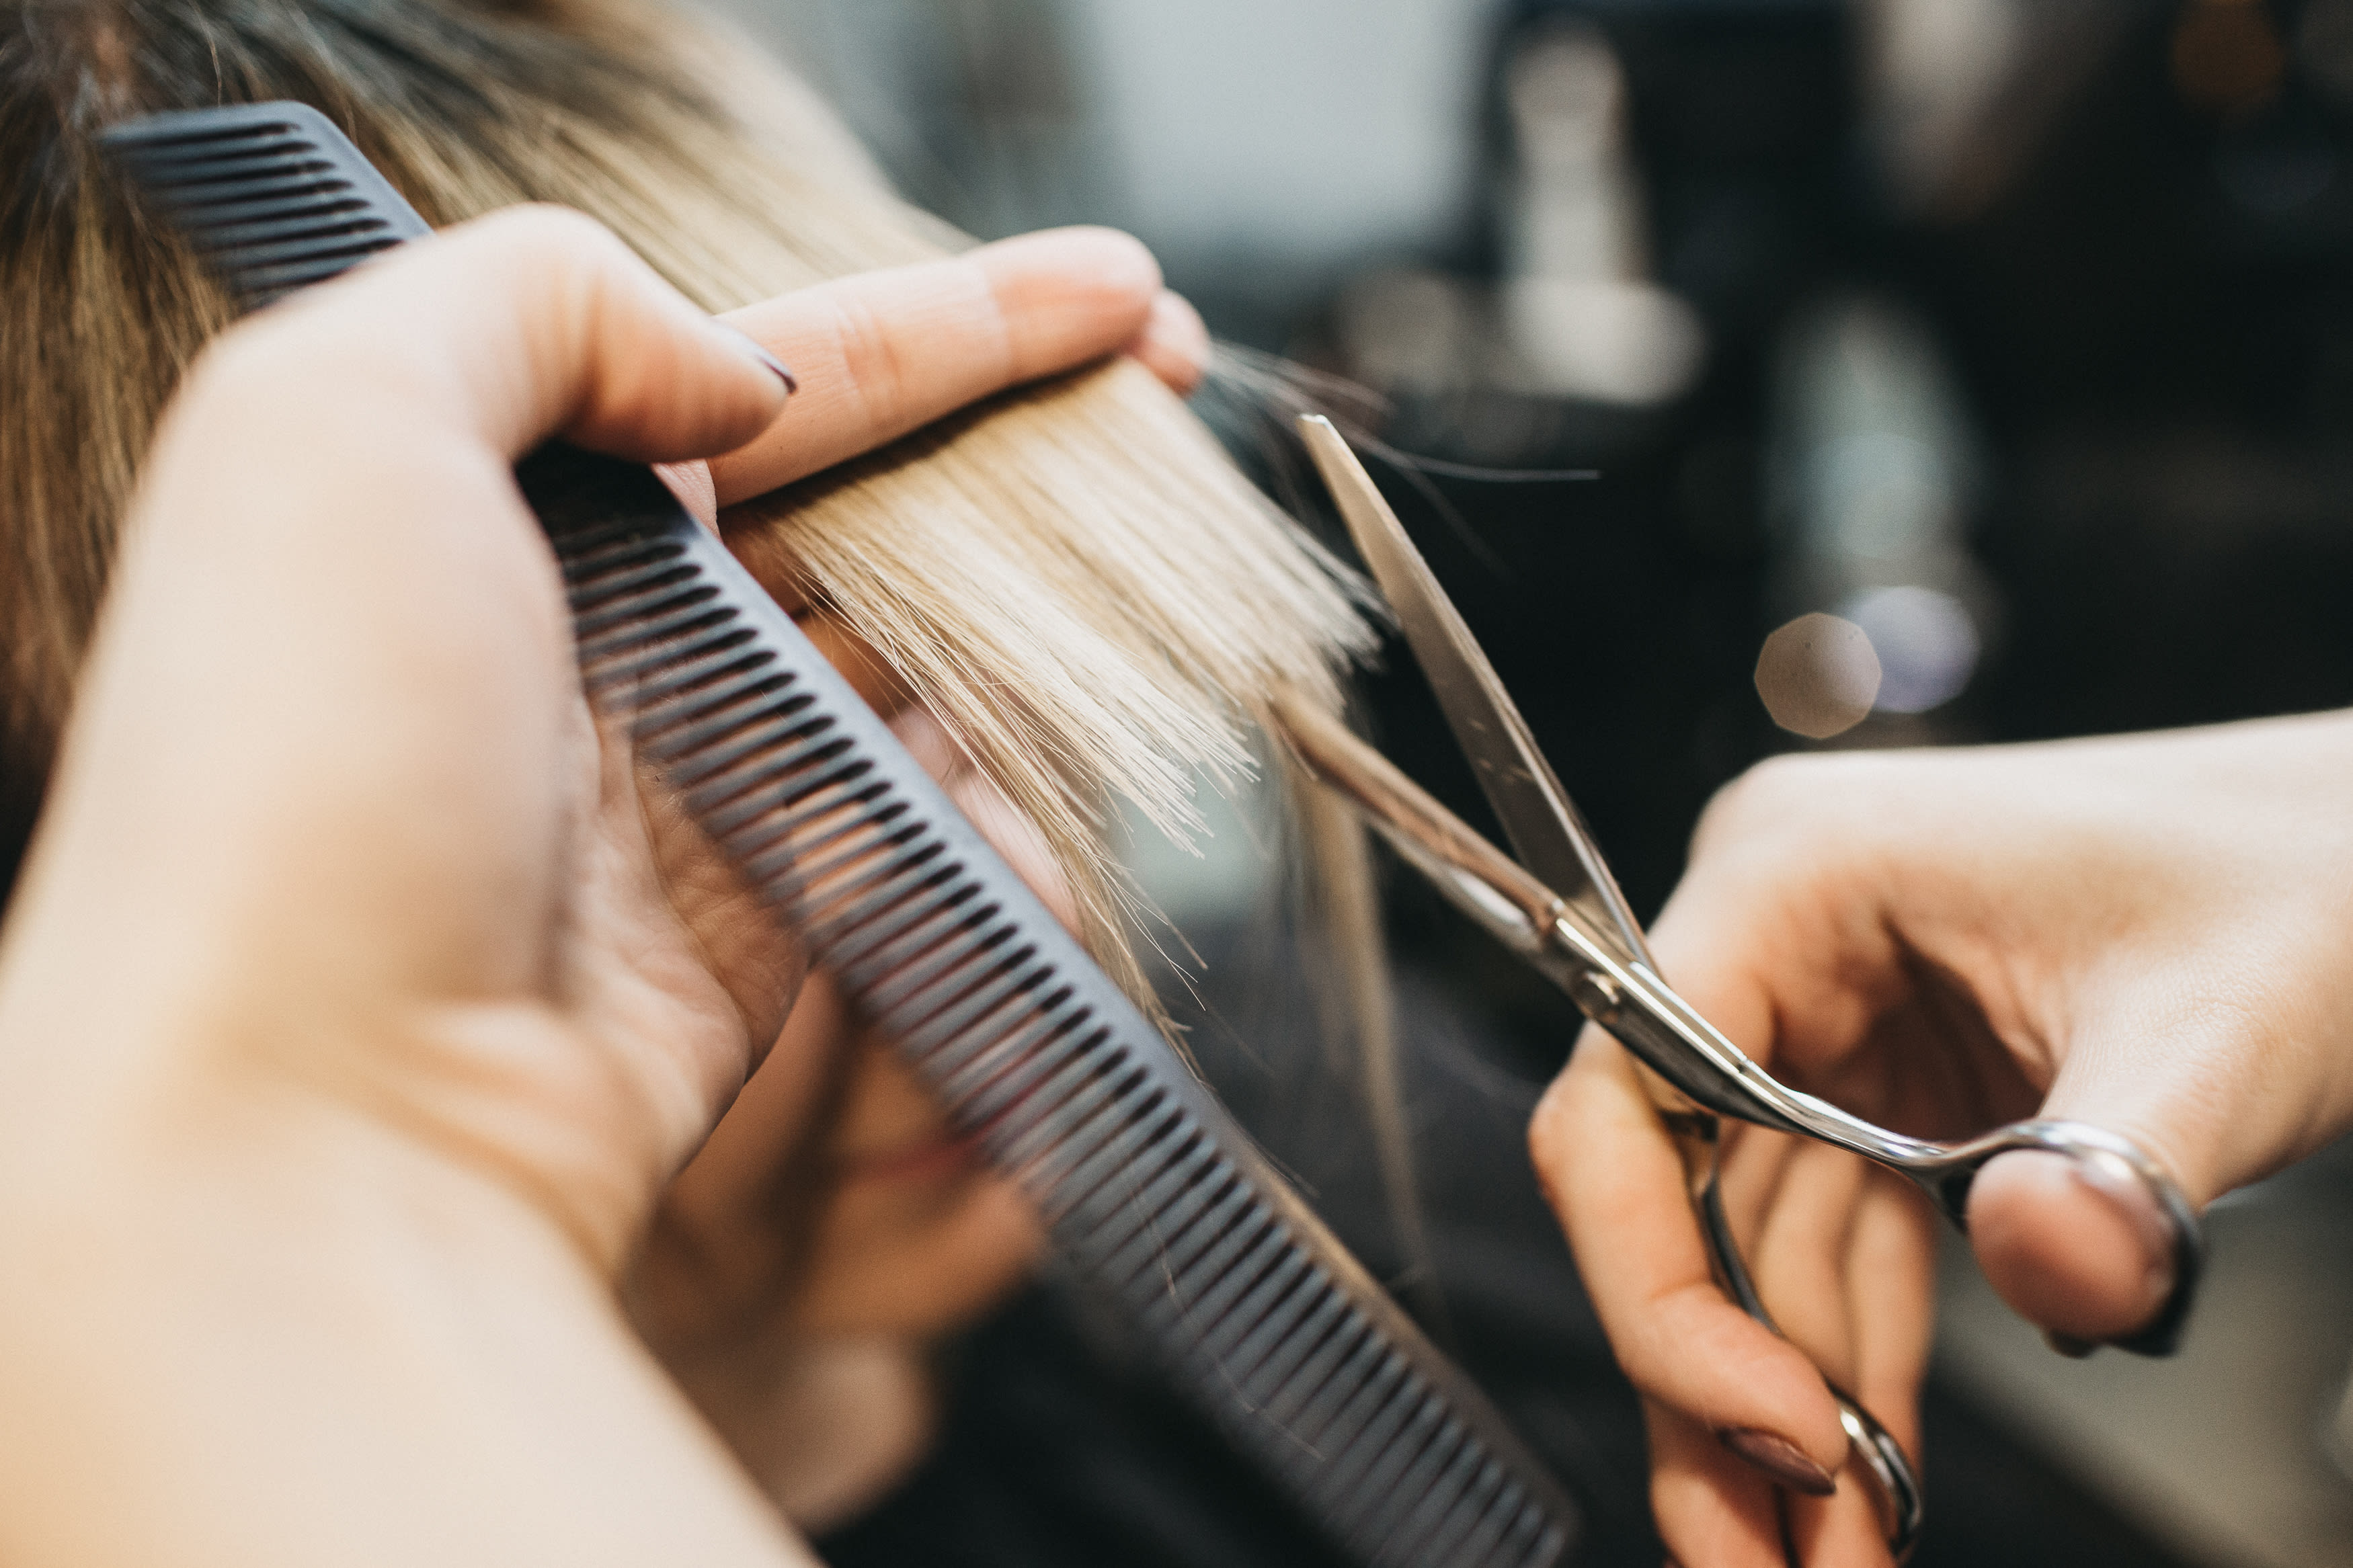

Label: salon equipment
[104,103,1581,1568]
[1271,413,2210,1561]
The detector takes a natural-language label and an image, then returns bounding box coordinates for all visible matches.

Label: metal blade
[1298,415,1651,968]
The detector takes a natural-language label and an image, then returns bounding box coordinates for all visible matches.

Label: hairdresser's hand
[1528,714,2353,1567]
[0,205,824,1568]
[0,202,1198,1565]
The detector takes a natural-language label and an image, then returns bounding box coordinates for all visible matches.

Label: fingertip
[1786,1475,1904,1568]
[562,313,787,464]
[1127,289,1209,395]
[1969,1149,2175,1342]
[973,226,1166,378]
[1526,1024,1648,1216]
[1530,1040,1851,1475]
[1693,1318,1853,1477]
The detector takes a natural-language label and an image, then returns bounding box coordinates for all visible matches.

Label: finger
[1749,1141,1868,1387]
[709,226,1168,502]
[1643,760,1924,1091]
[1714,1120,1801,1256]
[635,960,859,1341]
[635,701,1068,1337]
[1846,1171,1936,1464]
[1775,1172,1936,1567]
[1532,1032,1847,1483]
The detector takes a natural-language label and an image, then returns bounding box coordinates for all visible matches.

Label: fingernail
[1130,288,1209,394]
[1147,289,1206,356]
[716,323,797,396]
[1716,1426,1837,1497]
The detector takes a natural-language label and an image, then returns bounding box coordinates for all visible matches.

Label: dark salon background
[761,3,2353,1565]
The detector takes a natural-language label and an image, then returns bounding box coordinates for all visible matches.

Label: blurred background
[712,2,2353,1564]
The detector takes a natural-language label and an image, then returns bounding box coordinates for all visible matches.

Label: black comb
[104,101,1583,1568]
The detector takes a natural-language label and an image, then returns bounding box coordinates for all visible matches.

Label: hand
[1528,712,2353,1566]
[0,208,1200,1567]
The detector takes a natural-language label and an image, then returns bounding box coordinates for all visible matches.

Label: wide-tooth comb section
[108,102,1583,1568]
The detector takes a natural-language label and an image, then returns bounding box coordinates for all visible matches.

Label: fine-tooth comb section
[104,99,1583,1568]
[522,468,1581,1568]
[104,104,428,306]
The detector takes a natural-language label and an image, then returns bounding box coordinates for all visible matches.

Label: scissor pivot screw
[1571,971,1625,1023]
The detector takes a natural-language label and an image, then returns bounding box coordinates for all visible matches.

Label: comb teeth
[102,103,431,306]
[110,100,1584,1568]
[521,449,1581,1568]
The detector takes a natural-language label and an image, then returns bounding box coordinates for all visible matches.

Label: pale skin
[26,197,2345,1568]
[0,207,1203,1567]
[1529,714,2353,1565]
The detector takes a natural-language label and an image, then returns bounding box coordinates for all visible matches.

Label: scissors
[1269,414,2206,1561]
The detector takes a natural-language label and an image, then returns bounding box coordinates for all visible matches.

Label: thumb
[1966,992,2231,1348]
[1967,1145,2186,1348]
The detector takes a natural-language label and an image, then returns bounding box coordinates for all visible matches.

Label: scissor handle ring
[1832,1382,1923,1561]
[1927,1118,2205,1357]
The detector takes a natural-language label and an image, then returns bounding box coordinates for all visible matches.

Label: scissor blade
[1298,415,1652,968]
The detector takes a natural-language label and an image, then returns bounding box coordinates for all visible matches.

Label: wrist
[0,1102,803,1568]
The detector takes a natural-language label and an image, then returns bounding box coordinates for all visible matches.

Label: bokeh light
[1840,584,1981,714]
[2173,0,2286,113]
[1754,613,1882,739]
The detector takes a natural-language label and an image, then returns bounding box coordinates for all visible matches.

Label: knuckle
[824,291,907,428]
[477,206,635,318]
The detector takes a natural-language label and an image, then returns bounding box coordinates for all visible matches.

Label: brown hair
[0,0,1382,1021]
